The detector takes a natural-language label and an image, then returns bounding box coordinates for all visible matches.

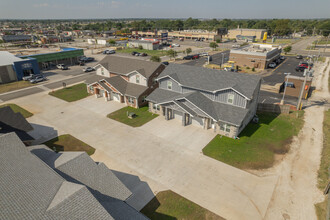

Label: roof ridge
[55,152,86,168]
[46,181,85,212]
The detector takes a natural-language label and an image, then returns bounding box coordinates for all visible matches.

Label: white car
[57,64,65,69]
[172,44,180,47]
[83,67,95,72]
[268,62,277,68]
[199,52,209,57]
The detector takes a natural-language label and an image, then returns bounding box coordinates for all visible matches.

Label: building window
[101,68,104,75]
[142,96,146,103]
[167,81,172,90]
[89,86,94,92]
[136,75,140,84]
[220,123,231,133]
[153,103,160,111]
[227,94,234,104]
[128,97,134,104]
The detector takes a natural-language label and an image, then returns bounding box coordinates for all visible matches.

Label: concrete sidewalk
[9,94,278,220]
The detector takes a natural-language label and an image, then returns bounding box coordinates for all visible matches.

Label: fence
[257,103,290,114]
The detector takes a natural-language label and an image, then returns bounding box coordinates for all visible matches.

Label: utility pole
[296,69,309,110]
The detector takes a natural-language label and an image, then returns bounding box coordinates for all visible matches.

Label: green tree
[274,19,291,36]
[167,49,178,60]
[138,45,143,50]
[209,42,219,50]
[283,46,292,54]
[185,47,192,55]
[216,39,221,43]
[108,39,116,45]
[150,56,161,62]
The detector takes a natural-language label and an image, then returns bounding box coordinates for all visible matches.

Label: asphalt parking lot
[263,57,307,86]
[182,50,230,67]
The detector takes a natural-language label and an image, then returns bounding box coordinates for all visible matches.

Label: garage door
[112,93,120,102]
[191,116,203,127]
[173,110,183,121]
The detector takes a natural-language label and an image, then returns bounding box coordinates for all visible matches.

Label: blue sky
[0,0,329,19]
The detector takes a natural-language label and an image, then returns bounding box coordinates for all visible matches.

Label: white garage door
[173,110,183,121]
[112,93,120,102]
[192,116,203,127]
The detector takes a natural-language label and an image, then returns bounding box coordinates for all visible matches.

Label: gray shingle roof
[146,88,248,126]
[0,133,113,220]
[0,106,34,142]
[102,76,148,98]
[158,63,261,99]
[85,74,107,85]
[99,56,162,78]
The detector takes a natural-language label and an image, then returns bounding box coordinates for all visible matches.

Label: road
[291,36,330,57]
[182,50,230,67]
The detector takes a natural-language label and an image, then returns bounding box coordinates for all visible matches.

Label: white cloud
[33,3,49,8]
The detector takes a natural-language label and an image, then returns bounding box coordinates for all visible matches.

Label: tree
[167,49,177,60]
[185,47,192,55]
[150,56,161,62]
[108,39,116,45]
[209,42,219,50]
[138,45,143,50]
[283,46,292,54]
[216,39,221,43]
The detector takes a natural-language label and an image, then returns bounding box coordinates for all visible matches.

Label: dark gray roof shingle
[158,63,261,99]
[99,56,162,78]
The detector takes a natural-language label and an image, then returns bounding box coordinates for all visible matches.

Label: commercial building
[0,51,40,83]
[128,39,160,50]
[227,28,267,40]
[280,75,312,99]
[20,48,84,70]
[229,44,282,69]
[0,34,33,43]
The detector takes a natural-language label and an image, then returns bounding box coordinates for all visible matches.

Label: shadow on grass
[239,113,279,138]
[140,196,177,220]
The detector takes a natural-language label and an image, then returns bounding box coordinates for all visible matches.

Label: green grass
[117,48,167,57]
[0,103,33,118]
[49,83,89,102]
[140,190,224,220]
[315,196,328,220]
[107,106,158,127]
[0,80,34,93]
[317,110,330,190]
[202,111,305,169]
[43,134,95,155]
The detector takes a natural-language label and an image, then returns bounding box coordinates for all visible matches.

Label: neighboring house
[0,106,34,145]
[0,132,148,220]
[146,64,261,138]
[86,56,165,108]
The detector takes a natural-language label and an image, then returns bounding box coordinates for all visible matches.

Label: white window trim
[136,75,140,84]
[167,81,172,90]
[128,97,134,104]
[227,94,234,104]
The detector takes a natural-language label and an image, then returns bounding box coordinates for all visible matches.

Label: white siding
[128,72,147,86]
[173,110,183,121]
[96,65,110,77]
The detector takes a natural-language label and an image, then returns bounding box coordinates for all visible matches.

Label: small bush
[246,67,250,69]
[252,67,255,71]
[138,45,143,50]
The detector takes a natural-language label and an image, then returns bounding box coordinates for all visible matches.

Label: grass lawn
[43,134,95,156]
[107,106,158,127]
[202,111,305,169]
[315,197,328,220]
[0,80,34,93]
[117,48,167,57]
[0,103,33,118]
[49,83,89,102]
[140,190,224,220]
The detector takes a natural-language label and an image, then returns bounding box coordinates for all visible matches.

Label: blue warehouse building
[0,51,40,84]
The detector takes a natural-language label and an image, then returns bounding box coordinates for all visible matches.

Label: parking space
[258,90,301,106]
[181,50,230,67]
[263,57,307,86]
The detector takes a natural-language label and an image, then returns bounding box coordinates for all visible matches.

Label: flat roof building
[229,44,282,69]
[227,28,267,40]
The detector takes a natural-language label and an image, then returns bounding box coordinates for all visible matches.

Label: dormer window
[136,75,140,84]
[227,94,234,104]
[167,81,172,90]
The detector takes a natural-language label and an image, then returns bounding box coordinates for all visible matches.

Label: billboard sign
[161,32,168,38]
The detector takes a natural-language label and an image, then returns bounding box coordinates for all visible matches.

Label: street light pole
[281,72,290,105]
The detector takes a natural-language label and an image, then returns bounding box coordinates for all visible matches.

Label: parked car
[300,62,313,67]
[199,52,209,57]
[268,62,277,68]
[131,51,138,56]
[61,66,69,70]
[192,54,200,59]
[83,67,95,72]
[103,50,116,54]
[172,43,180,47]
[30,75,46,83]
[295,66,307,72]
[280,56,285,60]
[179,38,184,41]
[162,61,169,65]
[85,57,94,62]
[57,64,65,69]
[22,74,38,81]
[134,52,141,56]
[296,55,303,59]
[232,44,240,48]
[183,55,194,60]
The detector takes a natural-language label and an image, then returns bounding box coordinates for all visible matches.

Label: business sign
[161,33,168,38]
[217,28,228,35]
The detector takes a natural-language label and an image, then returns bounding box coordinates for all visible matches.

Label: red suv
[299,64,308,68]
[192,54,200,59]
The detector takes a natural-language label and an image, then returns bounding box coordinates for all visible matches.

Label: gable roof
[0,106,34,142]
[158,63,261,99]
[0,133,113,220]
[146,88,248,126]
[98,56,162,78]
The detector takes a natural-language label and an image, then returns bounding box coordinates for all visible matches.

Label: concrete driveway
[8,92,278,220]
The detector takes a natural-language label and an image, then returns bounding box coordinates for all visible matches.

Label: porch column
[104,91,108,101]
[165,108,169,120]
[214,121,217,132]
[182,113,186,126]
[94,87,99,98]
